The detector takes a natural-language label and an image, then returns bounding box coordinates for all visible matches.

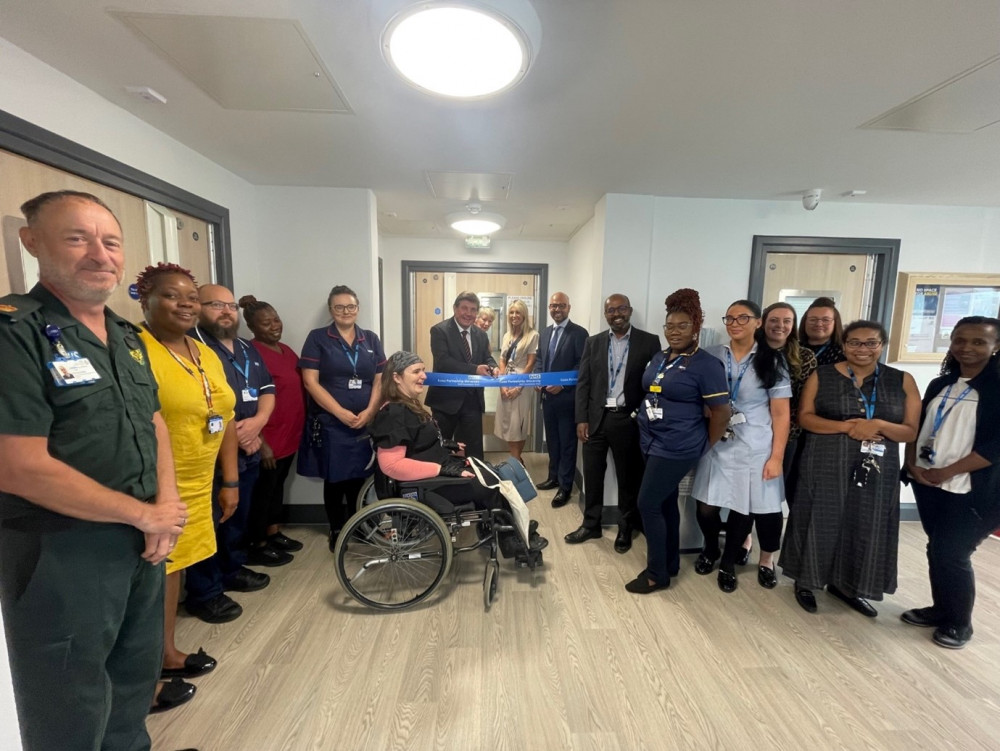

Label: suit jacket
[575,326,662,433]
[424,317,498,414]
[538,319,588,399]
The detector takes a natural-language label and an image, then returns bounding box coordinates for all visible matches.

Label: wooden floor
[149,454,1000,751]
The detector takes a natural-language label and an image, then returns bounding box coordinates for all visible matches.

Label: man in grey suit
[424,291,499,460]
[567,293,661,552]
[536,292,588,507]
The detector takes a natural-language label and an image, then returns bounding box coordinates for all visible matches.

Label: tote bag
[467,457,530,542]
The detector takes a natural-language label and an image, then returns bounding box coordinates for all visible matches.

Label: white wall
[567,206,604,333]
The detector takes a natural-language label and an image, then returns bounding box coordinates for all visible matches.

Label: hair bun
[238,295,257,309]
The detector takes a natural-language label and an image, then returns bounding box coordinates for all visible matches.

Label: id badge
[241,387,258,402]
[860,440,886,457]
[647,406,663,421]
[207,414,224,434]
[605,397,618,408]
[729,411,746,427]
[48,353,101,387]
[348,377,363,390]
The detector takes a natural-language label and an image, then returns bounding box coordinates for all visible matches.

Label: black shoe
[901,606,943,628]
[223,567,270,593]
[694,552,720,575]
[529,529,549,551]
[536,478,559,491]
[795,587,817,613]
[614,526,633,554]
[718,569,737,593]
[625,571,670,594]
[246,544,293,567]
[757,565,777,589]
[268,532,303,552]
[933,625,973,650]
[185,594,242,624]
[161,648,217,679]
[329,530,340,553]
[564,525,601,544]
[551,490,571,508]
[150,678,196,714]
[735,545,752,566]
[827,584,877,617]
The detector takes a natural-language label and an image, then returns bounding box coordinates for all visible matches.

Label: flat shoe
[536,479,559,490]
[827,584,877,617]
[161,647,217,679]
[625,572,670,594]
[693,553,719,575]
[757,565,777,589]
[717,569,737,593]
[149,678,196,714]
[795,587,817,613]
[900,606,942,628]
[268,532,303,552]
[933,625,973,650]
[735,545,752,566]
[246,545,293,567]
[564,526,601,544]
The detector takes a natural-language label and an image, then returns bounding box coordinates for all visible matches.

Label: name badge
[605,397,618,408]
[348,377,363,390]
[208,414,224,434]
[48,353,101,387]
[860,440,886,457]
[646,405,663,421]
[242,387,258,402]
[728,411,747,427]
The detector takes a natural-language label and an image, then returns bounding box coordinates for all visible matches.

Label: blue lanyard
[648,350,690,405]
[340,338,361,375]
[930,381,973,439]
[505,335,522,365]
[847,364,879,419]
[813,343,829,358]
[608,337,630,395]
[725,348,753,403]
[220,339,251,384]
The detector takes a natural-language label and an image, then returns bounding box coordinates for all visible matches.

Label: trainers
[185,593,242,624]
[223,567,270,592]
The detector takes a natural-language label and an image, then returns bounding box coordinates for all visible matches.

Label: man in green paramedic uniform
[0,191,188,751]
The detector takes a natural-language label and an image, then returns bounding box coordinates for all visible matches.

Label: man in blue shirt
[185,284,276,623]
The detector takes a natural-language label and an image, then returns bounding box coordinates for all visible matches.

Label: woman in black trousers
[903,315,1000,649]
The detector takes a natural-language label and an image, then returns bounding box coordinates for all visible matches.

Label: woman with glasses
[626,289,729,594]
[782,321,920,616]
[799,296,846,366]
[691,300,791,592]
[901,316,1000,649]
[493,300,538,463]
[298,285,386,550]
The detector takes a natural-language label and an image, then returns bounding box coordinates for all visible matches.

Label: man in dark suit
[425,291,499,460]
[567,293,661,552]
[536,292,588,508]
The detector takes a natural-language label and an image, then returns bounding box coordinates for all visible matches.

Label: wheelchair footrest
[514,548,543,569]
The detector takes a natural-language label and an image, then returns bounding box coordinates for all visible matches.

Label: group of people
[1,190,997,751]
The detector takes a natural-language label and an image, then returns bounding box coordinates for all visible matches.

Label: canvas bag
[467,456,531,542]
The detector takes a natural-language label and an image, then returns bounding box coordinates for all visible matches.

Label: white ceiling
[3,0,1000,240]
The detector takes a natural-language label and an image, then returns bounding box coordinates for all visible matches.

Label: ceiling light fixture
[382,1,539,99]
[447,203,506,234]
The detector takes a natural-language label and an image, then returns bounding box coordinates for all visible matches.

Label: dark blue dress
[297,324,386,482]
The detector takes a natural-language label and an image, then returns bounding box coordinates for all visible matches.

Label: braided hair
[238,295,274,326]
[940,315,1000,376]
[134,262,197,304]
[664,287,704,332]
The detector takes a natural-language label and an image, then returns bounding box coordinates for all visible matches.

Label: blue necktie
[548,326,562,364]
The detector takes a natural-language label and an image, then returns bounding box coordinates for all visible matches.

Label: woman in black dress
[781,320,920,616]
[799,296,846,367]
[902,316,1000,649]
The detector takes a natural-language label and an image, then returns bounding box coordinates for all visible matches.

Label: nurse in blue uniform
[298,285,386,549]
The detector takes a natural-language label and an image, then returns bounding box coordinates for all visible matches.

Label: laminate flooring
[149,453,1000,750]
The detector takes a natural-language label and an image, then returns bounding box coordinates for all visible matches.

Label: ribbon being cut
[423,370,578,388]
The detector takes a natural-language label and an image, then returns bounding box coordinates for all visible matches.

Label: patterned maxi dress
[780,364,905,599]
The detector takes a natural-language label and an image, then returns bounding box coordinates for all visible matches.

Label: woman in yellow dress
[136,263,238,712]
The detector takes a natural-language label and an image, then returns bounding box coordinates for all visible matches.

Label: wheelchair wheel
[335,498,453,610]
[483,558,499,609]
[355,475,378,512]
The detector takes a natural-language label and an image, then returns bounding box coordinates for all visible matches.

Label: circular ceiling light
[447,205,506,234]
[384,3,532,99]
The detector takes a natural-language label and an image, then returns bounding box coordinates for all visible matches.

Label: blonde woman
[493,300,538,462]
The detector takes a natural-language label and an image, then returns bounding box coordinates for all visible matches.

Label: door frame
[748,235,900,328]
[401,259,549,453]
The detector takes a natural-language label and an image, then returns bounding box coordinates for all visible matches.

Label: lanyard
[648,350,691,404]
[505,334,523,365]
[813,343,829,359]
[340,337,361,375]
[148,328,215,413]
[607,336,630,395]
[930,381,973,439]
[725,348,753,404]
[847,364,879,420]
[218,339,251,384]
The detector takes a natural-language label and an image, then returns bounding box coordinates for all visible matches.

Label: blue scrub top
[299,324,386,413]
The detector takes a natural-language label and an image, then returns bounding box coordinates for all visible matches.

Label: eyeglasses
[844,339,883,349]
[548,303,567,310]
[664,323,693,332]
[806,316,835,325]
[203,301,239,312]
[605,305,630,315]
[332,304,359,314]
[722,314,758,326]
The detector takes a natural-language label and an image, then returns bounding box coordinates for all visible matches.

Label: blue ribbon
[424,370,578,388]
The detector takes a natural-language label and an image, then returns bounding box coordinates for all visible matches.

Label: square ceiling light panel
[110,12,351,113]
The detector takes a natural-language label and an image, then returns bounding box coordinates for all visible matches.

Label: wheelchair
[333,471,542,610]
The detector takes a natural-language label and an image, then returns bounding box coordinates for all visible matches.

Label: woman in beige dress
[493,300,538,462]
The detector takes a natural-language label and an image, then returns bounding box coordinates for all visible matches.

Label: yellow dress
[140,328,236,574]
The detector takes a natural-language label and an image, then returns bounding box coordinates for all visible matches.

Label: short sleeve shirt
[0,285,160,520]
[299,325,387,413]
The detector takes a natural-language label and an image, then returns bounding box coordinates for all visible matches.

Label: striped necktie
[461,329,472,363]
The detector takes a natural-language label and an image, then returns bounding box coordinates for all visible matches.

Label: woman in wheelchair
[370,351,547,555]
